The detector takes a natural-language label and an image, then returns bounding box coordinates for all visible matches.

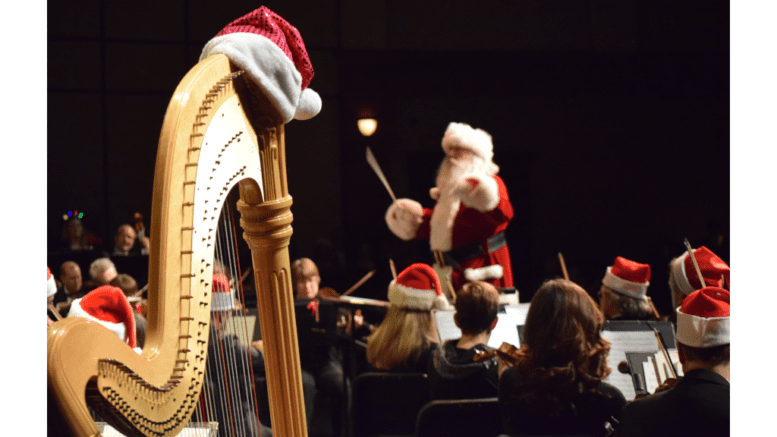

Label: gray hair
[90,257,116,281]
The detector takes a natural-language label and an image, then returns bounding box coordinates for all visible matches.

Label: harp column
[237,124,308,437]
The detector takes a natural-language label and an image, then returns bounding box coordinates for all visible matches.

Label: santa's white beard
[435,156,496,190]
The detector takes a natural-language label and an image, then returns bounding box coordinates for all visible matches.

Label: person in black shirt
[427,281,500,400]
[615,287,730,437]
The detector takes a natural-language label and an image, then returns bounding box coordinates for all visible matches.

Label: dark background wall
[47,0,729,314]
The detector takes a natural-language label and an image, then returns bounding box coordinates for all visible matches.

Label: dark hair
[455,281,499,335]
[110,273,138,296]
[511,279,612,417]
[680,343,730,366]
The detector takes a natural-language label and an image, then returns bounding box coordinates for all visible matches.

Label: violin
[473,342,522,366]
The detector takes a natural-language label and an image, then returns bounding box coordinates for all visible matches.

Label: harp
[47,54,308,437]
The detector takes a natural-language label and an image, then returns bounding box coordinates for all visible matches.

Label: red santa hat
[199,6,321,123]
[675,287,730,348]
[601,257,651,301]
[388,263,450,310]
[441,122,494,163]
[670,246,730,297]
[67,285,137,348]
[211,273,236,311]
[47,266,57,298]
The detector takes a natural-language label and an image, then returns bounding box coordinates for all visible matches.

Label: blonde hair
[366,305,439,371]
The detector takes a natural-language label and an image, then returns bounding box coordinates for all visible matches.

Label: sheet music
[433,309,522,348]
[643,359,660,394]
[602,330,659,401]
[100,423,217,437]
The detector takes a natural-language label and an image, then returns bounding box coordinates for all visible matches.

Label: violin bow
[342,270,376,297]
[558,252,570,281]
[389,259,398,280]
[366,146,397,203]
[683,238,706,288]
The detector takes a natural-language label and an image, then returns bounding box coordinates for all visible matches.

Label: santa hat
[67,285,137,349]
[47,266,57,298]
[676,287,730,348]
[199,6,321,123]
[211,273,235,311]
[388,263,450,310]
[602,257,651,301]
[670,246,730,297]
[441,122,494,163]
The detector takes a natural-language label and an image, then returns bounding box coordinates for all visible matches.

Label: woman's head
[291,258,320,300]
[521,279,611,380]
[366,305,438,371]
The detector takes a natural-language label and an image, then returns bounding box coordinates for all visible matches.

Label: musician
[112,223,149,256]
[668,246,729,320]
[385,122,514,291]
[498,279,626,437]
[109,273,147,349]
[86,257,118,291]
[51,261,83,317]
[599,256,658,321]
[427,281,500,400]
[366,263,447,372]
[291,257,348,436]
[615,287,730,437]
[66,284,139,352]
[205,273,272,437]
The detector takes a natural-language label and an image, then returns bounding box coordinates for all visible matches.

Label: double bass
[47,53,308,436]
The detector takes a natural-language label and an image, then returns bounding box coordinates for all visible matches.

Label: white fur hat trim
[675,307,730,348]
[442,122,494,162]
[388,281,448,311]
[602,267,649,301]
[47,275,57,298]
[464,265,504,282]
[200,33,321,123]
[670,253,694,296]
[67,297,127,342]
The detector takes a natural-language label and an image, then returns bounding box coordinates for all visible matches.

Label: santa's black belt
[440,232,507,268]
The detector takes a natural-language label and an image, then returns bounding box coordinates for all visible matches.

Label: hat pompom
[676,287,730,348]
[388,263,449,310]
[602,256,651,301]
[67,285,137,349]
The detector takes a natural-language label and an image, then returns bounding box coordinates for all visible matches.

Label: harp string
[195,196,264,437]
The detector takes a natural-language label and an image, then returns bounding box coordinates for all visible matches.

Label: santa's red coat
[415,175,514,291]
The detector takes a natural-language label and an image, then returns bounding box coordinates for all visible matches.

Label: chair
[352,372,430,437]
[415,398,503,437]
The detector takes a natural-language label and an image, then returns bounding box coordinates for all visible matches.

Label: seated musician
[615,287,730,437]
[47,266,58,326]
[668,246,729,322]
[291,257,347,436]
[427,280,500,400]
[498,279,626,437]
[205,273,272,437]
[599,256,659,321]
[65,284,140,353]
[366,263,448,373]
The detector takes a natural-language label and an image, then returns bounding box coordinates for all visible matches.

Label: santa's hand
[454,174,500,212]
[385,198,423,241]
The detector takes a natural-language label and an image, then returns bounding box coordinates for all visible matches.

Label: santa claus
[385,122,514,292]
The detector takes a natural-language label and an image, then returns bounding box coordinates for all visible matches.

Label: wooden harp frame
[47,54,308,437]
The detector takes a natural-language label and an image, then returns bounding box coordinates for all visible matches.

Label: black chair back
[415,397,502,437]
[352,372,430,437]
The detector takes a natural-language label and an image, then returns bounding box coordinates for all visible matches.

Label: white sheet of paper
[602,330,659,401]
[434,309,522,348]
[643,358,660,394]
